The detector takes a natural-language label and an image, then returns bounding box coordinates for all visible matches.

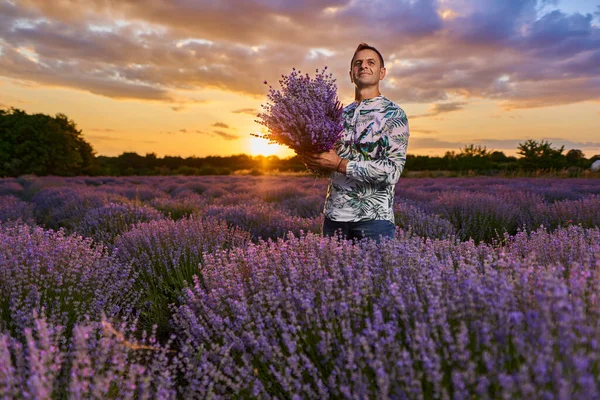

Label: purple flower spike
[254,67,344,154]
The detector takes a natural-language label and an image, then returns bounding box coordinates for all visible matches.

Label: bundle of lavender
[254,67,344,155]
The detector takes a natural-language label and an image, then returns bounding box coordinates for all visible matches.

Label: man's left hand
[300,150,341,171]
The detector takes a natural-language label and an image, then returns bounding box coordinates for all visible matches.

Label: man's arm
[345,115,409,185]
[301,113,409,181]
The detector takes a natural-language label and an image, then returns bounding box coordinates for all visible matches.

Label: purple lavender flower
[0,224,139,335]
[254,67,344,154]
[0,315,177,399]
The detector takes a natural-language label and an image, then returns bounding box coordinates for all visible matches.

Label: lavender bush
[174,228,600,399]
[149,195,207,220]
[204,200,322,241]
[114,216,251,338]
[254,67,343,153]
[531,195,600,230]
[75,202,165,245]
[0,195,35,226]
[0,224,139,336]
[432,191,520,242]
[394,201,456,239]
[0,175,599,398]
[0,316,177,399]
[0,178,23,196]
[30,186,127,231]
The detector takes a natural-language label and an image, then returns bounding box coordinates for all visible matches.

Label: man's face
[350,49,386,87]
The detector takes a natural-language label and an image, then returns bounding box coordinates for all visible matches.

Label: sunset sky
[1,0,599,159]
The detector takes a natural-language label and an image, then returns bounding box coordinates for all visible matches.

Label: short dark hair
[351,42,384,68]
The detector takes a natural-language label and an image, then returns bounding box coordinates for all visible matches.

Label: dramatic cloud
[1,0,599,112]
[212,122,231,129]
[411,102,468,119]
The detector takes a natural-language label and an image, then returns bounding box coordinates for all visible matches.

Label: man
[302,42,410,242]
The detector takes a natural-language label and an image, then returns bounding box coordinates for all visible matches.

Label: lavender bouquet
[254,67,344,155]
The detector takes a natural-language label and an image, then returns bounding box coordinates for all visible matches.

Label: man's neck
[354,86,381,102]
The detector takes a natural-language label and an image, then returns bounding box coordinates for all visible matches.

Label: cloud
[213,130,239,140]
[0,0,599,110]
[85,134,122,141]
[410,128,439,135]
[89,128,116,132]
[194,129,239,140]
[212,122,231,129]
[409,136,600,153]
[232,108,258,115]
[411,102,468,119]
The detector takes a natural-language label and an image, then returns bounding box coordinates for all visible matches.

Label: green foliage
[517,139,566,171]
[0,108,97,176]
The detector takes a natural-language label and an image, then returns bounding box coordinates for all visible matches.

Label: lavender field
[1,175,600,399]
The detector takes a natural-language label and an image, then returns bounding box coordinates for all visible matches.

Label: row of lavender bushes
[3,175,600,244]
[1,175,599,398]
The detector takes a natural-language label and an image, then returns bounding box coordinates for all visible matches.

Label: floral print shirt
[324,95,410,223]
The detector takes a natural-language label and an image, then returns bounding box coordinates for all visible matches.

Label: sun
[249,136,293,157]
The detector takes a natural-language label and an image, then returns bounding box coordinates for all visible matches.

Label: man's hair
[351,42,385,68]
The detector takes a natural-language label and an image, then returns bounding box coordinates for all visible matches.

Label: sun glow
[249,136,290,157]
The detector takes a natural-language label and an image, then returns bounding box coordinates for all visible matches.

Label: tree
[566,149,585,167]
[0,108,97,176]
[454,144,492,171]
[517,139,566,170]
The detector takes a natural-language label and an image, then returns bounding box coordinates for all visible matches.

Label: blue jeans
[323,217,396,243]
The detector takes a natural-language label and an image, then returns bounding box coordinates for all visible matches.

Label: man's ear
[349,70,354,83]
[379,67,386,80]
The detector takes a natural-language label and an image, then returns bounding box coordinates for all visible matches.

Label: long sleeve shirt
[324,95,410,223]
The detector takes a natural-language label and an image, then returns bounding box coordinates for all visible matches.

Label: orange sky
[1,0,599,159]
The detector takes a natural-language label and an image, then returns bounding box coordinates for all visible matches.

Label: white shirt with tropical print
[324,95,410,223]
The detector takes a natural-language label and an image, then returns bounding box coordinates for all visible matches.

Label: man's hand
[300,150,347,173]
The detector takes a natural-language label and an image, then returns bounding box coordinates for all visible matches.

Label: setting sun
[249,136,294,158]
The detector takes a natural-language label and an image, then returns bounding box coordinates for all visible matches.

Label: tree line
[1,108,598,177]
